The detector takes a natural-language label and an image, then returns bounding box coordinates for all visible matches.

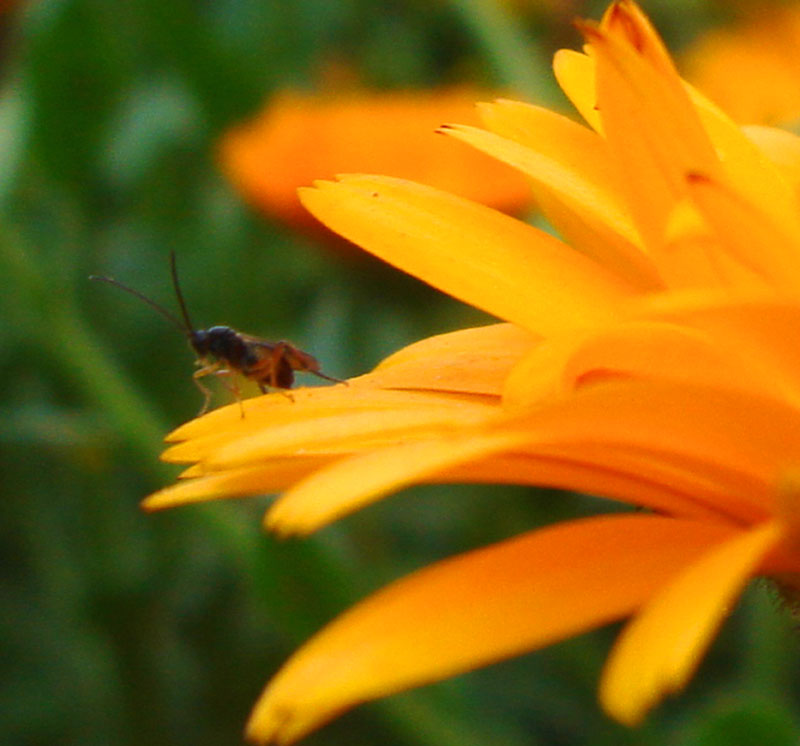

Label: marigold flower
[219,88,532,229]
[148,1,800,742]
[682,3,800,125]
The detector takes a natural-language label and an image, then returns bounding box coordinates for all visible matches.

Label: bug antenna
[88,274,189,336]
[170,251,196,332]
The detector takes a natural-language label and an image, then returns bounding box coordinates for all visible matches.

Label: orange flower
[682,3,800,125]
[219,88,533,228]
[150,1,800,742]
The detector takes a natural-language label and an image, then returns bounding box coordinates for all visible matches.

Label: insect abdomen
[242,346,295,389]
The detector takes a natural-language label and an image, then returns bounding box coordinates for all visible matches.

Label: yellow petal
[686,172,800,293]
[743,125,800,194]
[637,293,800,403]
[600,1,677,78]
[582,20,720,256]
[246,515,737,745]
[442,117,661,290]
[660,201,751,289]
[475,99,661,291]
[143,456,338,511]
[556,38,799,244]
[600,521,782,725]
[552,49,602,133]
[266,430,529,535]
[201,399,499,470]
[596,2,715,167]
[299,175,634,335]
[503,329,591,408]
[681,4,800,126]
[162,386,496,464]
[219,87,532,227]
[441,449,753,524]
[369,322,537,396]
[560,320,772,396]
[686,85,800,234]
[508,379,800,520]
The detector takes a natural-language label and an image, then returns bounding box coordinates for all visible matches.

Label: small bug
[90,252,344,415]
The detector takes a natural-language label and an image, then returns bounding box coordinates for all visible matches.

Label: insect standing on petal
[90,252,344,416]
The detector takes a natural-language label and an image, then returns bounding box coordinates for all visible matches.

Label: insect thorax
[191,326,248,365]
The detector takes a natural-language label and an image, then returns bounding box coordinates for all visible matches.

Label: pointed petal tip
[602,697,649,728]
[263,509,306,538]
[140,496,162,513]
[573,18,602,41]
[141,483,188,512]
[140,482,199,512]
[160,443,197,464]
[245,696,321,746]
[164,419,197,443]
[600,522,781,728]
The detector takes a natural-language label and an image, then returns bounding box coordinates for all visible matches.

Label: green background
[2,0,799,744]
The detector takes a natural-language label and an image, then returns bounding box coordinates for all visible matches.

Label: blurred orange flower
[152,1,800,742]
[219,88,533,228]
[682,3,800,125]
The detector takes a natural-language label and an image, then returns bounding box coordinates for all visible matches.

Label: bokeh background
[4,0,800,744]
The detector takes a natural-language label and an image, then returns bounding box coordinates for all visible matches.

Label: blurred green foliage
[2,0,799,745]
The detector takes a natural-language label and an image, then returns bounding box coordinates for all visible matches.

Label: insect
[90,252,344,415]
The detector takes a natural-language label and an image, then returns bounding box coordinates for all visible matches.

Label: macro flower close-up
[139,1,800,743]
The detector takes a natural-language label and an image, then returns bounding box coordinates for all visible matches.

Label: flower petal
[581,19,720,256]
[686,172,800,293]
[369,322,538,396]
[552,49,602,133]
[742,125,800,192]
[442,114,661,290]
[441,449,750,523]
[266,430,529,536]
[686,86,798,233]
[637,293,800,402]
[599,521,782,725]
[600,0,677,76]
[299,175,634,335]
[171,398,499,471]
[472,100,658,290]
[556,41,799,247]
[502,379,800,522]
[560,320,772,396]
[268,438,755,536]
[218,87,532,226]
[162,386,497,464]
[143,457,338,510]
[246,515,737,745]
[681,5,800,125]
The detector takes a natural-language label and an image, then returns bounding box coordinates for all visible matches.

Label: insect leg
[217,370,245,418]
[192,364,217,416]
[257,378,294,402]
[194,362,247,417]
[310,370,347,385]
